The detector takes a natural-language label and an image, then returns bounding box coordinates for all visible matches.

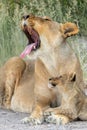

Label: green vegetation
[0,0,87,77]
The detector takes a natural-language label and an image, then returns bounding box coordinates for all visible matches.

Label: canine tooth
[33,46,36,49]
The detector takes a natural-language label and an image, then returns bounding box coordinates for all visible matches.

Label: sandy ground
[0,108,87,130]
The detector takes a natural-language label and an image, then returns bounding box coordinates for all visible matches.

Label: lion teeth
[33,46,36,49]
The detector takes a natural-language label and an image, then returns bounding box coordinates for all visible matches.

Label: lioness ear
[60,22,79,38]
[69,72,76,82]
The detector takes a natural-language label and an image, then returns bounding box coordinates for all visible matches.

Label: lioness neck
[39,42,76,76]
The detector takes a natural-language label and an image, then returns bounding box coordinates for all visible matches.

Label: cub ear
[68,72,76,82]
[60,22,79,38]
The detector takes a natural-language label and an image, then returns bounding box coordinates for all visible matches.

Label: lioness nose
[22,15,29,20]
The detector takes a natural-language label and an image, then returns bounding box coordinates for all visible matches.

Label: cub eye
[51,83,56,87]
[49,78,52,81]
[59,75,62,78]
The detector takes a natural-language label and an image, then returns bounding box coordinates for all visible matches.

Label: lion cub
[45,73,87,124]
[0,57,26,109]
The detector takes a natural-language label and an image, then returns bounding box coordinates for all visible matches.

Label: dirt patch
[0,109,87,130]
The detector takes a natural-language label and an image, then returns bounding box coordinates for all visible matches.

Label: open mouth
[20,26,40,58]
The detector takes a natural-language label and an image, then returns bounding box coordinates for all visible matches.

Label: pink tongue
[20,43,36,58]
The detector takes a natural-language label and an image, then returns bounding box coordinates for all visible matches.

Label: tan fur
[11,59,35,113]
[0,57,26,109]
[0,15,84,124]
[60,22,79,38]
[45,73,87,124]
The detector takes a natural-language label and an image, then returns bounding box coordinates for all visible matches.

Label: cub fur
[45,73,87,124]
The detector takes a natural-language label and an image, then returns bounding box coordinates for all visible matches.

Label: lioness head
[20,14,79,58]
[48,73,76,91]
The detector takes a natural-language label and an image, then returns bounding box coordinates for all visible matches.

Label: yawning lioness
[0,15,84,125]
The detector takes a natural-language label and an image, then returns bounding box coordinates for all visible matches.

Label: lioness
[0,15,84,125]
[45,73,87,125]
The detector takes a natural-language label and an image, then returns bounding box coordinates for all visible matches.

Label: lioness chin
[44,73,87,125]
[0,15,85,125]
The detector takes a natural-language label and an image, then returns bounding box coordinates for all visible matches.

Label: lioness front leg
[44,106,77,125]
[22,101,49,125]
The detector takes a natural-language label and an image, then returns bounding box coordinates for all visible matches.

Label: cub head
[48,73,76,91]
[20,14,79,58]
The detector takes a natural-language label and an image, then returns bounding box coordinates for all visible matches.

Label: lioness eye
[45,18,50,21]
[22,15,29,20]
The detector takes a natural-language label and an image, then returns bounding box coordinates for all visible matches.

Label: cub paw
[44,108,54,117]
[45,114,70,125]
[45,114,56,124]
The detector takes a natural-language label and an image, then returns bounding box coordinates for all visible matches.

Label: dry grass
[0,2,87,79]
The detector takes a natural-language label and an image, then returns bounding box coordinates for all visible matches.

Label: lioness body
[0,57,26,109]
[11,59,35,112]
[0,15,84,124]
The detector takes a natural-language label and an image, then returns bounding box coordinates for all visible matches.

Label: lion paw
[21,117,30,124]
[45,115,56,124]
[45,114,70,125]
[21,116,43,125]
[44,108,54,117]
